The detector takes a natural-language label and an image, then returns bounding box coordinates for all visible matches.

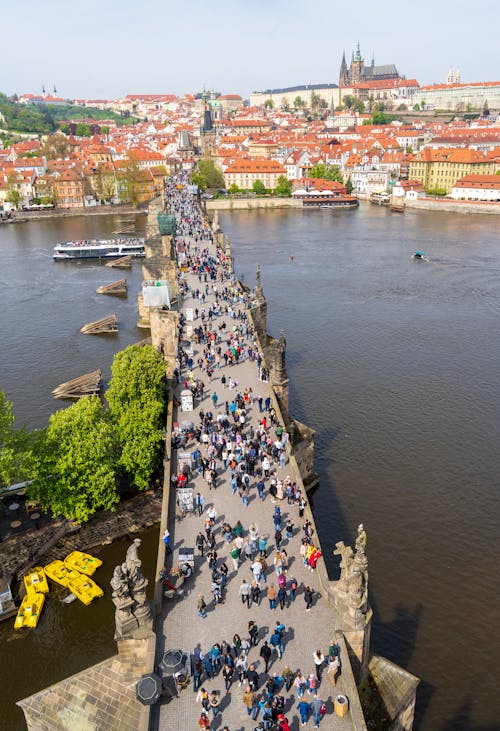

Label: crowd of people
[161,176,343,730]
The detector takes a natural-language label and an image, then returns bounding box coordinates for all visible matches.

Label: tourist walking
[198,593,207,619]
[304,585,314,611]
[209,690,221,719]
[267,584,277,610]
[239,579,251,607]
[298,698,311,726]
[311,696,327,728]
[259,640,272,673]
[313,649,325,681]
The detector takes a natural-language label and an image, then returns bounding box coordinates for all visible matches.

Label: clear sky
[1,0,498,99]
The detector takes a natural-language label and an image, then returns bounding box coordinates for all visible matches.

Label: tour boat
[14,591,45,630]
[53,237,145,260]
[45,559,71,587]
[23,567,49,595]
[66,573,104,605]
[64,551,103,577]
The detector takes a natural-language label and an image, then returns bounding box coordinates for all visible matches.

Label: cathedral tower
[339,51,349,87]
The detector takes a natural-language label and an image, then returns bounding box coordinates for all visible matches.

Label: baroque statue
[333,523,370,628]
[111,539,152,639]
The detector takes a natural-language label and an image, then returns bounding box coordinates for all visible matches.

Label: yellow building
[408,147,499,193]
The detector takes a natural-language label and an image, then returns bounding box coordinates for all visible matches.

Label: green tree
[228,183,240,194]
[94,166,116,202]
[310,92,321,112]
[42,132,71,160]
[107,345,166,490]
[190,172,206,191]
[345,176,354,194]
[275,175,292,197]
[191,159,224,190]
[281,98,290,112]
[0,391,32,489]
[252,179,266,195]
[5,171,22,208]
[293,96,304,110]
[342,94,355,109]
[372,110,388,125]
[264,99,274,109]
[119,156,141,206]
[75,122,91,137]
[29,397,118,522]
[308,164,343,183]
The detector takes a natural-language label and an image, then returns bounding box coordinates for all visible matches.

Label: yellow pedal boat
[45,559,71,587]
[23,567,49,595]
[66,573,104,605]
[64,550,103,577]
[14,591,45,630]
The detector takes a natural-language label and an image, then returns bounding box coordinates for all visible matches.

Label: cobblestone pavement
[153,236,354,731]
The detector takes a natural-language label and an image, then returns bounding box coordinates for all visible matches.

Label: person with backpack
[289,576,298,602]
[230,543,241,571]
[311,696,327,728]
[248,619,259,647]
[270,629,283,659]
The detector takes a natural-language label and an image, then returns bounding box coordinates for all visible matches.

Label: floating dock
[52,370,102,399]
[80,314,118,335]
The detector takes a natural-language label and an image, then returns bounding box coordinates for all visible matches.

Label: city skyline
[1,0,499,99]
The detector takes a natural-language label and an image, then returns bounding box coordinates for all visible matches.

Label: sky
[1,0,499,99]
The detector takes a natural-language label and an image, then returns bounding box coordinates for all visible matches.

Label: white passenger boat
[53,238,145,260]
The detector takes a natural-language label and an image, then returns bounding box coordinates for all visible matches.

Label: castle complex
[339,43,401,86]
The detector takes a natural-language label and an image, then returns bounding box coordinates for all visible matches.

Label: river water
[0,214,160,731]
[0,208,498,730]
[221,205,500,731]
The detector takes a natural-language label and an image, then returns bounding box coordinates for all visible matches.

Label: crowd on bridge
[159,176,343,730]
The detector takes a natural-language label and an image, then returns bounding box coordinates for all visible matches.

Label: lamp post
[289,420,296,455]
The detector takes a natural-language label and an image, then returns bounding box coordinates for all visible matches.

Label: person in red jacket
[277,713,291,731]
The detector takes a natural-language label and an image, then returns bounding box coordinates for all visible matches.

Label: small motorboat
[45,559,71,587]
[23,567,49,595]
[64,551,103,577]
[412,250,429,261]
[14,591,45,630]
[66,573,104,605]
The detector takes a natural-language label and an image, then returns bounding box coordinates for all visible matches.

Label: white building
[451,174,500,201]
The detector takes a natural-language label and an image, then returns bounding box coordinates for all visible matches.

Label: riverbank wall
[404,197,500,214]
[2,204,144,223]
[206,196,302,211]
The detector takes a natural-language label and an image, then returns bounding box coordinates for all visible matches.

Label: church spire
[355,41,362,62]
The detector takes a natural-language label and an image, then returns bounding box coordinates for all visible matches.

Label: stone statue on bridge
[333,524,369,629]
[111,539,153,639]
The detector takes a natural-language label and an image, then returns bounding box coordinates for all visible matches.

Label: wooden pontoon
[52,370,102,400]
[96,279,128,296]
[105,255,132,269]
[80,314,118,334]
